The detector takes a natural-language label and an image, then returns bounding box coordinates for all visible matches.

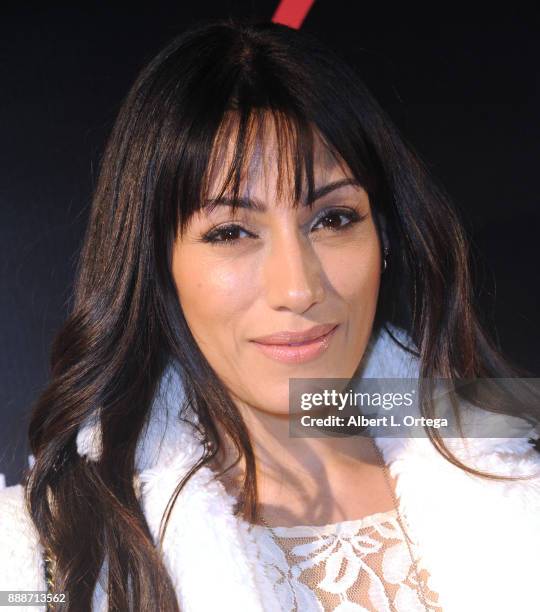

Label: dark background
[1,3,539,485]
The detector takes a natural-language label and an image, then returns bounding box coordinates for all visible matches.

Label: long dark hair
[24,16,540,611]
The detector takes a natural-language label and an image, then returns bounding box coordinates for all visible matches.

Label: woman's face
[172,123,382,415]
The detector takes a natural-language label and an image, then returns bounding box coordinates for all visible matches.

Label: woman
[1,17,539,612]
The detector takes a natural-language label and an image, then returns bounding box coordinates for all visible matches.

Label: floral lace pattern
[250,509,442,612]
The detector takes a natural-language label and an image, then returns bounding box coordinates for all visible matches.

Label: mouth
[250,324,339,364]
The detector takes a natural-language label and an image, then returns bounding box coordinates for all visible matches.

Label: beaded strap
[42,548,56,611]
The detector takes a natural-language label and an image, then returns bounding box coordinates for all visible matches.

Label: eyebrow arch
[203,178,362,213]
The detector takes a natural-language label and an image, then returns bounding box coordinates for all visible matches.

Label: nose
[264,227,326,314]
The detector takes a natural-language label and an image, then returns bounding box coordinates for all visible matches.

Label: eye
[199,207,367,246]
[311,207,366,232]
[200,223,256,245]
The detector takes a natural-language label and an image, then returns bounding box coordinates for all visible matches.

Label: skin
[172,117,398,526]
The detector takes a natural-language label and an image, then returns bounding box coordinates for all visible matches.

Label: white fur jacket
[1,323,540,612]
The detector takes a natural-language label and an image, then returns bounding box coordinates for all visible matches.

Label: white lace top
[249,508,443,612]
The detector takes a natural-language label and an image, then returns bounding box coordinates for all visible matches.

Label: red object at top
[271,0,316,29]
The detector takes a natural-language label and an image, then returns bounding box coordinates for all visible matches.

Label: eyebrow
[203,178,362,213]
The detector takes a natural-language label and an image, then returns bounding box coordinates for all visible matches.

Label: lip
[250,323,339,364]
[251,323,338,345]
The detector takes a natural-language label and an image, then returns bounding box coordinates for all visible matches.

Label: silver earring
[382,246,390,274]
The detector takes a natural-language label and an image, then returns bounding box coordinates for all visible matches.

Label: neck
[211,396,389,526]
[239,400,380,477]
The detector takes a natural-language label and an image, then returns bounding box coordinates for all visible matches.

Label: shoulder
[431,396,540,490]
[381,420,540,508]
[0,484,46,592]
[423,434,540,513]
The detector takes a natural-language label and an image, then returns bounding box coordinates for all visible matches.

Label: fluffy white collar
[75,323,540,612]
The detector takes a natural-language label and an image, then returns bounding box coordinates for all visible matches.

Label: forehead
[204,112,352,204]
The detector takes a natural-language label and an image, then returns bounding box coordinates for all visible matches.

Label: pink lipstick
[250,323,339,364]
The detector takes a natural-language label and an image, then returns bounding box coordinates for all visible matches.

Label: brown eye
[311,208,364,232]
[201,223,255,245]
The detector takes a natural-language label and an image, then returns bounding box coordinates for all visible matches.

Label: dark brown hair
[24,16,540,611]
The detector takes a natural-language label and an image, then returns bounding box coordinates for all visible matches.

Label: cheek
[172,250,255,343]
[321,236,381,308]
[319,235,381,371]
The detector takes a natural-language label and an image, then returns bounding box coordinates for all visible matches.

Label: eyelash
[200,207,367,246]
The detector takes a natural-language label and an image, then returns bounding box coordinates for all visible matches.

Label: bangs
[176,106,358,236]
